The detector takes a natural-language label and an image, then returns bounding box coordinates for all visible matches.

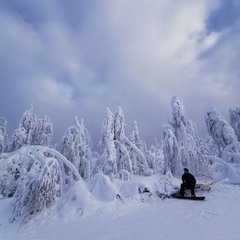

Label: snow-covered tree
[205,106,240,163]
[7,105,37,152]
[114,108,133,175]
[146,139,165,174]
[128,121,154,174]
[0,118,7,156]
[128,121,142,174]
[115,108,150,176]
[10,157,62,224]
[32,116,53,147]
[163,96,213,177]
[57,117,92,182]
[201,135,219,157]
[229,108,240,141]
[99,108,150,177]
[0,146,82,224]
[6,105,53,152]
[162,123,181,176]
[99,108,117,175]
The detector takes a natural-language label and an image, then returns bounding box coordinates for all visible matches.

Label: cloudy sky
[1,0,240,149]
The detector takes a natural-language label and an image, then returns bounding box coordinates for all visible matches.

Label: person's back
[182,171,196,187]
[180,168,196,197]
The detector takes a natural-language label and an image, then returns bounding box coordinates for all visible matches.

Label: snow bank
[56,180,95,219]
[89,173,120,202]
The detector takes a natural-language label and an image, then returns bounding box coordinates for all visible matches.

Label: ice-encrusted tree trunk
[229,108,240,142]
[163,96,213,177]
[205,106,240,163]
[0,118,7,156]
[57,117,92,181]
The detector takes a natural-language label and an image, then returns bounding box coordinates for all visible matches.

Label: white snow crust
[0,174,239,240]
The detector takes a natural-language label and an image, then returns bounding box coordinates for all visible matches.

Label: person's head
[184,168,189,173]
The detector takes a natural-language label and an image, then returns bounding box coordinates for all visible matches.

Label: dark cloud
[206,0,240,32]
[1,0,239,150]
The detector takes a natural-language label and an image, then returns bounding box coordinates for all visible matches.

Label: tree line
[1,96,240,182]
[1,96,240,223]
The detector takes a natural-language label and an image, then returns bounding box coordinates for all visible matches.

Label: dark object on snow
[180,168,196,197]
[138,186,150,194]
[171,193,205,201]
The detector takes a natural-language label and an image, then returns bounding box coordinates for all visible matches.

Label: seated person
[180,168,196,197]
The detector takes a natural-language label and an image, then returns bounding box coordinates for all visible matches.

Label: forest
[0,96,240,224]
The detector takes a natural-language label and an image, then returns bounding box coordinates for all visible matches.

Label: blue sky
[1,0,240,149]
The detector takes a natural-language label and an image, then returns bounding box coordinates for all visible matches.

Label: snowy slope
[0,177,240,240]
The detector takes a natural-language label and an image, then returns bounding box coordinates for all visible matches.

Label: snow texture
[0,173,240,240]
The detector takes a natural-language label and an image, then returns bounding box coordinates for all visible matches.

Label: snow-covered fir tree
[229,108,240,141]
[57,117,92,181]
[0,146,82,224]
[146,139,165,174]
[201,135,219,158]
[6,105,53,152]
[163,96,213,177]
[99,108,117,175]
[115,108,150,176]
[162,123,181,176]
[128,121,144,174]
[114,107,133,176]
[32,115,53,147]
[6,105,37,152]
[99,108,150,178]
[0,117,7,156]
[205,106,240,163]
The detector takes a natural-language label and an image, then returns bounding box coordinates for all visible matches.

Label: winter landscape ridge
[0,96,240,239]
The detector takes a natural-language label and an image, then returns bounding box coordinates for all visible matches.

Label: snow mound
[90,173,120,202]
[57,180,95,218]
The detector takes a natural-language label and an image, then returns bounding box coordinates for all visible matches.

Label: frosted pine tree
[162,123,181,176]
[114,107,133,175]
[57,117,92,181]
[6,105,53,152]
[128,121,141,174]
[165,96,212,177]
[7,105,37,152]
[3,146,82,224]
[201,135,219,157]
[229,108,240,141]
[128,121,151,175]
[205,106,240,163]
[32,116,53,147]
[99,108,150,177]
[0,118,7,156]
[99,108,117,175]
[146,139,165,174]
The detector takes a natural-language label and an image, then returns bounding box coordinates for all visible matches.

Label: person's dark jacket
[182,172,196,186]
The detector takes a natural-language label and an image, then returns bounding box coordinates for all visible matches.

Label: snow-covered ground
[0,175,240,240]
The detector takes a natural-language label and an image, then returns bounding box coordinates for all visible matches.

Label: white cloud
[25,77,75,108]
[1,0,240,146]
